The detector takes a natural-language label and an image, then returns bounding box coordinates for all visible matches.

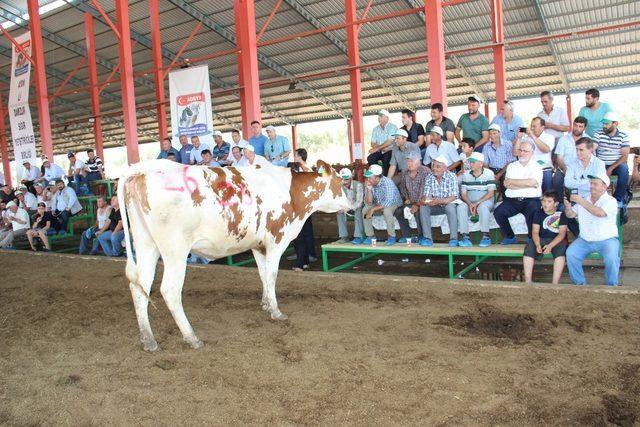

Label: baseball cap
[587,172,611,187]
[377,109,390,117]
[6,201,16,208]
[41,156,49,162]
[601,111,617,124]
[488,123,501,132]
[394,129,409,138]
[469,152,485,163]
[213,130,223,137]
[14,190,23,196]
[430,126,443,137]
[22,159,30,165]
[67,152,75,158]
[433,155,450,167]
[468,95,482,103]
[244,144,255,152]
[338,168,353,179]
[364,164,383,177]
[265,125,276,132]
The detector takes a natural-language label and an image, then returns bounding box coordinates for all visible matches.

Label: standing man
[493,139,543,244]
[361,164,402,246]
[189,135,211,165]
[513,117,555,192]
[490,100,524,144]
[455,96,490,152]
[248,120,268,156]
[564,173,620,286]
[177,134,194,165]
[578,88,612,137]
[594,112,629,207]
[211,131,231,165]
[425,103,455,146]
[394,151,430,244]
[537,91,570,142]
[157,137,181,162]
[459,152,496,247]
[423,126,459,170]
[264,125,292,167]
[336,168,364,244]
[387,129,420,179]
[400,109,425,148]
[368,109,397,175]
[482,123,515,181]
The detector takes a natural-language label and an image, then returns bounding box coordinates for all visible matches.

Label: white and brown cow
[118,159,350,351]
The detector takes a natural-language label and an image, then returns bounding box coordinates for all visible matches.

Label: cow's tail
[117,172,139,286]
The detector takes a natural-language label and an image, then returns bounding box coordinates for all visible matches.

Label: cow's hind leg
[129,247,161,352]
[251,249,269,311]
[160,259,203,349]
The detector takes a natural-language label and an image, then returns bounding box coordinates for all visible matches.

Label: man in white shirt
[564,172,620,286]
[513,117,555,192]
[537,91,570,142]
[51,179,83,233]
[0,170,4,186]
[189,135,212,165]
[231,129,248,148]
[67,152,89,195]
[236,144,269,167]
[0,201,30,248]
[39,157,65,186]
[20,160,41,194]
[494,139,543,244]
[15,189,38,214]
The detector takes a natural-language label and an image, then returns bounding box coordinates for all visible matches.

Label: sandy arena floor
[1,250,639,425]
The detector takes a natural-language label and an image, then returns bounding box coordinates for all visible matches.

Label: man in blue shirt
[211,131,231,165]
[264,125,292,167]
[248,120,268,156]
[157,137,181,162]
[578,88,612,137]
[178,134,193,165]
[490,100,524,144]
[361,163,402,246]
[553,116,588,197]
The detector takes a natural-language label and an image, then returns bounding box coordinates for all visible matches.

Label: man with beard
[578,88,612,137]
[594,112,630,207]
[455,96,489,152]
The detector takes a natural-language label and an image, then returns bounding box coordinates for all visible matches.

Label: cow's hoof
[189,339,204,350]
[271,311,288,321]
[142,341,160,353]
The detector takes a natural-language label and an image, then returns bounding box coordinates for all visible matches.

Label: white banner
[8,32,36,171]
[169,65,214,147]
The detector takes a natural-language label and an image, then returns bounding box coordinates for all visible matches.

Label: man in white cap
[482,123,515,181]
[564,172,620,286]
[20,160,41,195]
[368,109,398,175]
[419,155,462,247]
[264,125,292,167]
[422,126,459,170]
[336,168,364,244]
[0,200,30,248]
[211,130,231,165]
[237,144,269,167]
[361,164,402,245]
[394,150,430,243]
[455,95,489,151]
[387,129,420,180]
[39,156,65,186]
[493,139,542,244]
[459,152,497,247]
[594,111,629,207]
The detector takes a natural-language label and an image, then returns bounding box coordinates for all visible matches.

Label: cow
[118,159,351,351]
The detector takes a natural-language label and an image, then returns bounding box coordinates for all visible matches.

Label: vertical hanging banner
[169,65,214,146]
[8,32,37,169]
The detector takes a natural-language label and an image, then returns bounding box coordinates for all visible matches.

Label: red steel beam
[90,0,121,39]
[425,0,448,112]
[50,57,86,101]
[85,13,104,159]
[0,94,11,185]
[234,0,262,137]
[148,0,168,141]
[490,0,507,107]
[115,0,140,163]
[27,0,54,161]
[291,124,298,151]
[345,0,365,161]
[256,0,284,42]
[0,27,35,66]
[163,22,203,79]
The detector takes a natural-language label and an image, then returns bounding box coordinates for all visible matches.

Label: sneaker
[449,239,459,247]
[362,237,374,245]
[500,236,518,245]
[398,237,408,244]
[385,236,396,246]
[419,238,433,247]
[458,237,473,247]
[479,237,492,247]
[336,237,349,244]
[351,237,363,245]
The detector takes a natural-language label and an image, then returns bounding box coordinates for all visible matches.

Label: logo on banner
[13,40,31,77]
[177,92,207,135]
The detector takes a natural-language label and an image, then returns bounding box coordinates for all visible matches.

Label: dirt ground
[1,251,639,426]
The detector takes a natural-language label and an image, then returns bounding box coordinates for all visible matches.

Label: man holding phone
[513,117,555,192]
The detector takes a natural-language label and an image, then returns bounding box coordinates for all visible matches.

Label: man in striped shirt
[459,152,496,247]
[594,112,630,206]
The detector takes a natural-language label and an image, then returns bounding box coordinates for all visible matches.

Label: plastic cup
[371,238,377,247]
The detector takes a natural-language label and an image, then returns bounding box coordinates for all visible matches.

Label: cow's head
[311,160,352,213]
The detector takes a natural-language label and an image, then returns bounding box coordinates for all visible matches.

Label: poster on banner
[8,32,37,175]
[169,65,214,147]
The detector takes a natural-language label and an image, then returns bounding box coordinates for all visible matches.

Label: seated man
[457,138,475,181]
[394,151,429,243]
[423,126,459,170]
[15,188,38,216]
[229,145,244,166]
[157,137,181,162]
[336,168,364,244]
[564,173,620,286]
[51,179,83,233]
[459,152,496,247]
[98,195,125,257]
[0,201,30,248]
[211,131,231,165]
[553,116,588,195]
[20,160,41,194]
[26,202,60,251]
[482,123,515,181]
[79,195,112,255]
[523,191,567,285]
[66,152,90,195]
[39,157,65,186]
[200,149,222,167]
[189,135,212,165]
[361,164,403,246]
[419,156,463,247]
[493,139,543,244]
[85,148,105,189]
[264,125,291,167]
[368,109,397,175]
[387,129,420,180]
[594,112,630,207]
[236,144,269,167]
[513,117,554,192]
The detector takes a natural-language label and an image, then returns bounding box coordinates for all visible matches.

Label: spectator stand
[48,195,97,252]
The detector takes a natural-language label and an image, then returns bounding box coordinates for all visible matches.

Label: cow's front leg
[252,248,287,320]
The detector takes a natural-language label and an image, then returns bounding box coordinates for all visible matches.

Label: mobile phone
[564,187,578,201]
[519,127,527,133]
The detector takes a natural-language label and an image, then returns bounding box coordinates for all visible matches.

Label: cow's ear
[316,160,332,177]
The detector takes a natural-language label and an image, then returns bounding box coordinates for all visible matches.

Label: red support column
[345,0,365,162]
[566,95,572,123]
[148,0,168,141]
[425,0,448,113]
[234,0,262,137]
[27,0,54,161]
[291,124,298,151]
[85,14,104,159]
[0,95,11,186]
[490,0,507,107]
[484,102,490,118]
[115,0,140,164]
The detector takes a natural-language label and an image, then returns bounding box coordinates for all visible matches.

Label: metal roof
[0,0,639,156]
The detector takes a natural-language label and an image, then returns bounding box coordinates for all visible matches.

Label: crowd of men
[339,88,629,286]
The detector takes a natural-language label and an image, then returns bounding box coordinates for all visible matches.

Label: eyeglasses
[518,149,532,153]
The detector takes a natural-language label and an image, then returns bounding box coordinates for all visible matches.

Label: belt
[507,196,539,202]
